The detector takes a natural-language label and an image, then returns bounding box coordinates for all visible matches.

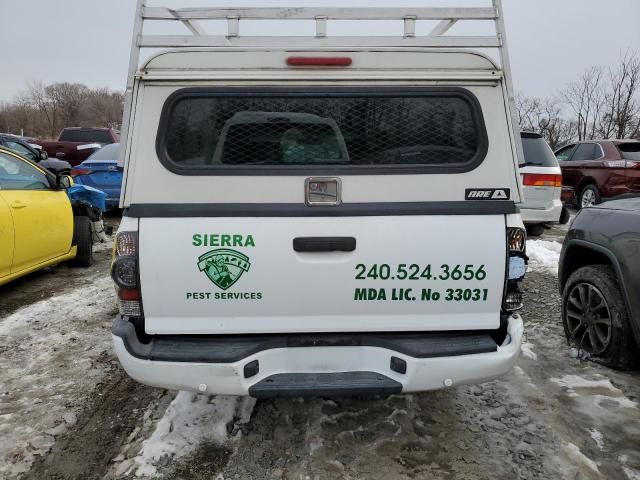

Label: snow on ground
[527,239,562,273]
[521,341,537,360]
[621,456,640,480]
[588,428,605,451]
[130,392,255,478]
[0,275,116,478]
[564,442,600,474]
[551,374,638,409]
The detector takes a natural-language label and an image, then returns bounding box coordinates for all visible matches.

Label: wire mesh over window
[160,89,486,171]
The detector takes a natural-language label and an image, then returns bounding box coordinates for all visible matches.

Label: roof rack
[121,1,521,164]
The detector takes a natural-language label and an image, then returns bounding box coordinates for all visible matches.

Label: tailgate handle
[293,237,356,252]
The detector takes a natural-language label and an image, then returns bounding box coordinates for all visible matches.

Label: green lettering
[221,234,231,247]
[245,235,255,247]
[192,234,202,247]
[233,235,243,247]
[354,288,367,301]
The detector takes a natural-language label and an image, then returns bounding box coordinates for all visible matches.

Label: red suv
[555,140,640,208]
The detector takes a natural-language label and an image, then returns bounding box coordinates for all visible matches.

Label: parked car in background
[0,133,71,175]
[559,195,640,369]
[71,143,122,210]
[555,140,640,208]
[519,132,567,236]
[0,147,94,286]
[36,127,119,167]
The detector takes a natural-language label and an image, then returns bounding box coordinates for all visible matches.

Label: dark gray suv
[559,196,640,369]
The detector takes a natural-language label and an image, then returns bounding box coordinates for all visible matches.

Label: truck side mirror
[39,150,49,160]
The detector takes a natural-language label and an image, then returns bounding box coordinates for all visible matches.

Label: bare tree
[27,81,60,138]
[46,82,90,129]
[83,88,125,129]
[0,82,124,139]
[562,66,604,141]
[516,93,576,149]
[598,50,640,139]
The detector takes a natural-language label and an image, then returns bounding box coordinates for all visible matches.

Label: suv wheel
[526,224,545,237]
[562,265,636,370]
[578,184,600,209]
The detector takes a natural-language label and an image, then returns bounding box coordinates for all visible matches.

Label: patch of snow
[620,456,640,480]
[521,341,537,360]
[593,395,638,410]
[526,239,562,273]
[588,428,605,451]
[92,238,114,253]
[132,392,255,478]
[0,276,116,479]
[564,442,600,474]
[623,466,640,480]
[551,374,638,409]
[551,374,618,392]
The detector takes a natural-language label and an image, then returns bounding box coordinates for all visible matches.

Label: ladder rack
[121,1,522,165]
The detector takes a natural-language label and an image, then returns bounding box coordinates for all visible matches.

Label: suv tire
[562,265,636,370]
[526,224,545,237]
[578,184,600,209]
[70,216,94,267]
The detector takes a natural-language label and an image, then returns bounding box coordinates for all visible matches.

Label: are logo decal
[197,249,251,290]
[465,188,511,200]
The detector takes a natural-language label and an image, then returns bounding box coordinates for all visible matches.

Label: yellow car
[0,146,94,286]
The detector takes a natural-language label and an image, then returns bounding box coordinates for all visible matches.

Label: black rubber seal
[124,201,517,218]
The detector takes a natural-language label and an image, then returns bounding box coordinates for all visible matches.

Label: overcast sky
[1,0,639,102]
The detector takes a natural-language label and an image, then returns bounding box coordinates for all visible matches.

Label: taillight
[286,56,352,67]
[71,167,93,176]
[503,227,527,312]
[111,231,142,317]
[522,173,562,187]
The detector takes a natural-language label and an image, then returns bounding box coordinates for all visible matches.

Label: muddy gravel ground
[1,220,639,480]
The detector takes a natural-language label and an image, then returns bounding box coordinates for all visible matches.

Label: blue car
[71,143,122,210]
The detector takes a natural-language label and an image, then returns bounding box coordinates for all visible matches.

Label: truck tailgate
[139,215,506,334]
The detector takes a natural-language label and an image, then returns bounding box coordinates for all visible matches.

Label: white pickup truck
[111,2,526,397]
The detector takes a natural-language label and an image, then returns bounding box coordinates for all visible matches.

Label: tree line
[517,51,640,150]
[0,82,124,140]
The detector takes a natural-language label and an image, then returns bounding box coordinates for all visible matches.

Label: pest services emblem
[197,249,251,290]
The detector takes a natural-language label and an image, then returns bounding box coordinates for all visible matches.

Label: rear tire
[578,184,600,209]
[562,265,636,370]
[526,224,545,237]
[70,216,94,267]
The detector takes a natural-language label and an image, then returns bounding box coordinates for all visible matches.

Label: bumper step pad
[248,371,402,398]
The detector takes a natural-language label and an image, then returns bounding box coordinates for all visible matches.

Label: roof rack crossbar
[142,7,498,21]
[138,35,502,49]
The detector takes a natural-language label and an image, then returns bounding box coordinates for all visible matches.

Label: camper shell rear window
[157,87,488,175]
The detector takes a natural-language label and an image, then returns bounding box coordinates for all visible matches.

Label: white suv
[111,4,526,397]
